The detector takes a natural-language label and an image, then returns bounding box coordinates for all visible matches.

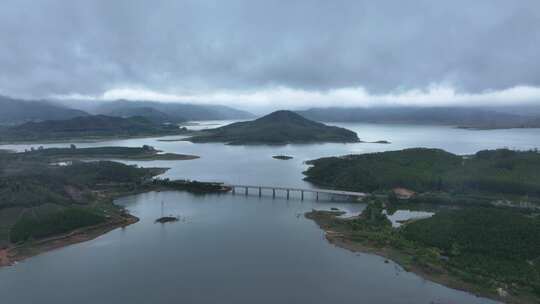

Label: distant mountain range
[94,100,254,122]
[106,106,176,124]
[2,94,539,130]
[0,96,254,126]
[188,110,359,144]
[297,107,540,129]
[0,95,88,125]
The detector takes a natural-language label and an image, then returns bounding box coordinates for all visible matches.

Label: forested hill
[188,110,360,144]
[0,96,88,125]
[304,148,540,197]
[297,107,540,129]
[0,115,187,143]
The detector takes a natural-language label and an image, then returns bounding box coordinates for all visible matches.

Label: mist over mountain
[106,107,179,124]
[0,96,254,126]
[94,100,254,122]
[297,106,540,129]
[0,96,88,125]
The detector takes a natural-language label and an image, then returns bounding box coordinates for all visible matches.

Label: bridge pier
[245,187,248,196]
[301,191,304,201]
[259,187,262,197]
[272,188,275,199]
[316,192,319,201]
[286,189,290,200]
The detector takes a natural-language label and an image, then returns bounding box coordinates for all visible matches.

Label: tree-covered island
[187,110,361,145]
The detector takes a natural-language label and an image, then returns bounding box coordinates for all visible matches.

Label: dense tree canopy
[304,148,540,197]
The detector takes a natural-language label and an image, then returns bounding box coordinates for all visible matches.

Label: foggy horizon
[1,1,539,112]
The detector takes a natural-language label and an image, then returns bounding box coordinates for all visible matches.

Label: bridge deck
[226,184,366,198]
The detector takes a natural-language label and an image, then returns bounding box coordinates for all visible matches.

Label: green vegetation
[306,148,540,302]
[0,147,223,249]
[304,148,540,205]
[20,145,198,161]
[10,207,106,243]
[188,110,359,144]
[307,201,540,303]
[0,115,188,143]
[402,207,540,295]
[0,148,164,247]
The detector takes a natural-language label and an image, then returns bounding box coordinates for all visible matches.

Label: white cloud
[53,85,540,112]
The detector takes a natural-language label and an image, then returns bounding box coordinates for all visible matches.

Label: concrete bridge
[225,184,366,201]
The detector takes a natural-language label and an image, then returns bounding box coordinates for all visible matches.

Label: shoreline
[305,210,534,304]
[55,153,200,161]
[0,213,138,268]
[0,131,197,146]
[0,182,230,269]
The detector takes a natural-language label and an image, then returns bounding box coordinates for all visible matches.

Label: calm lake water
[2,122,538,304]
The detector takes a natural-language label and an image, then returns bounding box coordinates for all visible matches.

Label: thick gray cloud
[0,0,539,102]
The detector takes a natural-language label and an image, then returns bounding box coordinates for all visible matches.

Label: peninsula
[304,148,540,205]
[0,115,189,143]
[303,148,540,303]
[20,145,199,161]
[0,147,221,267]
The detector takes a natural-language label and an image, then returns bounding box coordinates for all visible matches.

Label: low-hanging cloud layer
[2,0,540,110]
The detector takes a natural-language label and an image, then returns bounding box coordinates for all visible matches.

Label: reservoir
[2,122,536,303]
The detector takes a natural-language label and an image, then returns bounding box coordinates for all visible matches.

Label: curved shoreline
[305,210,535,304]
[0,213,139,268]
[0,182,229,268]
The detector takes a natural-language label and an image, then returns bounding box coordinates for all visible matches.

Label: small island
[155,216,179,224]
[272,155,293,160]
[187,110,360,145]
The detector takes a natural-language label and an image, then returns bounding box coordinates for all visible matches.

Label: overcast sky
[1,0,539,111]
